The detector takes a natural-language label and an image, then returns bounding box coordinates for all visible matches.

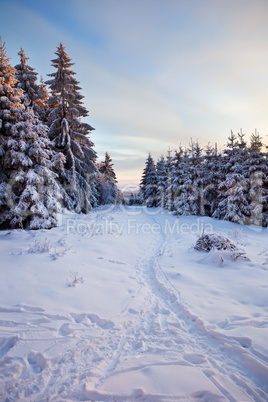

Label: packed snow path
[0,206,268,400]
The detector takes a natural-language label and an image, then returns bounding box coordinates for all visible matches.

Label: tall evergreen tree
[164,149,174,211]
[0,42,61,229]
[15,48,39,108]
[176,140,203,215]
[99,152,117,182]
[2,108,62,229]
[171,147,186,214]
[140,153,158,207]
[156,156,167,209]
[35,76,49,121]
[213,131,248,224]
[14,48,48,120]
[97,152,119,205]
[202,143,221,217]
[46,43,97,213]
[264,141,268,226]
[244,131,268,226]
[172,148,192,215]
[0,41,24,217]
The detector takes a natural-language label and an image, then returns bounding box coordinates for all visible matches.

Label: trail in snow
[0,206,267,400]
[131,216,268,401]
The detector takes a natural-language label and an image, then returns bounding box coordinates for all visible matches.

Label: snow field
[0,205,268,400]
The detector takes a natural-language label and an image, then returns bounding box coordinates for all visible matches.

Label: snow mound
[198,249,247,267]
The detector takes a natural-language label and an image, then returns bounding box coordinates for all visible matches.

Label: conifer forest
[0,42,120,230]
[139,132,268,227]
[1,40,268,230]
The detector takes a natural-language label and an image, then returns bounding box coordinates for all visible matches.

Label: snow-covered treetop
[15,48,38,98]
[46,44,87,118]
[0,42,18,89]
[99,152,117,182]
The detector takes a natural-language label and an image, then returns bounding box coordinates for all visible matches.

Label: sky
[1,0,268,189]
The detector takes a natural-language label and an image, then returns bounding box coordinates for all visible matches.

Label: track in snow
[0,207,267,400]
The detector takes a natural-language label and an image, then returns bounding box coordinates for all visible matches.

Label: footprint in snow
[59,323,74,336]
[128,308,139,315]
[27,351,47,373]
[233,336,252,348]
[108,259,126,265]
[71,313,87,324]
[87,313,115,329]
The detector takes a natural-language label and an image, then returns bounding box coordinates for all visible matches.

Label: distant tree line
[0,41,122,229]
[139,131,268,227]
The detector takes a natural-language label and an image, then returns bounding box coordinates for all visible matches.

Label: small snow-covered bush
[194,233,237,252]
[28,237,52,253]
[194,232,249,262]
[28,236,73,259]
[67,271,84,287]
[259,249,268,265]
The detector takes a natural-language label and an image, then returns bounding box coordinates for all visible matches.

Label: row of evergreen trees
[139,131,268,227]
[0,41,120,229]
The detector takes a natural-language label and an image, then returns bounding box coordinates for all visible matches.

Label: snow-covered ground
[0,205,268,401]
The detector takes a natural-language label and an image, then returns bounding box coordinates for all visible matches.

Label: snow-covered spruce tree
[97,152,119,205]
[243,131,268,226]
[2,108,62,229]
[156,156,167,209]
[170,147,186,214]
[172,148,192,215]
[99,152,117,181]
[213,130,250,224]
[155,150,174,211]
[175,140,204,216]
[46,43,97,213]
[15,48,38,103]
[201,143,222,217]
[14,48,47,118]
[128,192,142,205]
[0,42,61,229]
[264,141,268,226]
[35,76,49,121]
[140,153,158,207]
[227,130,251,225]
[164,149,174,211]
[212,131,237,220]
[0,41,24,220]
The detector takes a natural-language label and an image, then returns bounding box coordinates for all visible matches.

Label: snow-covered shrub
[50,247,65,260]
[28,237,51,253]
[259,248,268,265]
[50,239,72,260]
[194,232,249,261]
[194,233,237,252]
[67,271,84,287]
